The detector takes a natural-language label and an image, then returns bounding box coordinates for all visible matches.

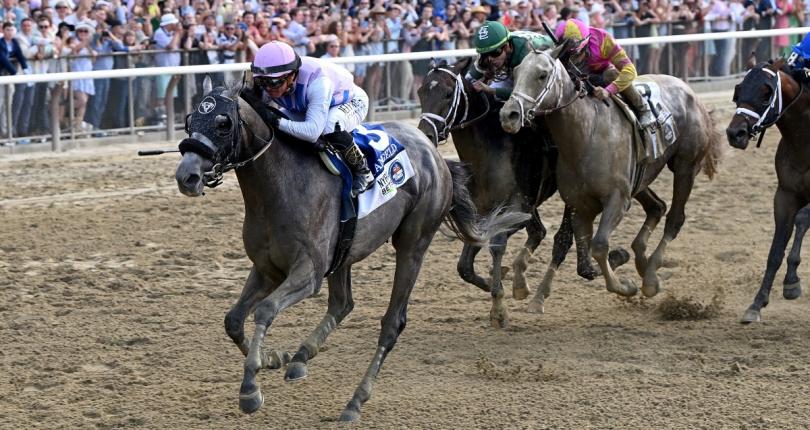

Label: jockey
[247,41,374,197]
[554,19,655,128]
[466,21,555,101]
[787,32,810,73]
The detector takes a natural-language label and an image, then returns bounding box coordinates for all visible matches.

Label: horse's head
[727,58,795,150]
[500,41,571,134]
[176,76,243,196]
[417,57,473,145]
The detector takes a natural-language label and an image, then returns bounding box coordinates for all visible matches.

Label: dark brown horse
[500,43,723,299]
[727,58,810,323]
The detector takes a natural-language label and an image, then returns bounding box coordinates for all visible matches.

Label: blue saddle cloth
[351,123,406,178]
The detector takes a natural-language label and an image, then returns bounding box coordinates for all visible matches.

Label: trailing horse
[500,42,722,300]
[727,58,810,323]
[174,78,527,421]
[417,57,628,322]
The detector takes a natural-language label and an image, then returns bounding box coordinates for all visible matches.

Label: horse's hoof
[339,408,361,422]
[641,275,660,298]
[783,281,802,300]
[740,308,762,324]
[609,278,639,297]
[577,266,599,281]
[490,312,508,329]
[513,286,530,300]
[238,388,264,414]
[264,350,291,370]
[608,248,631,269]
[284,362,308,382]
[526,300,545,314]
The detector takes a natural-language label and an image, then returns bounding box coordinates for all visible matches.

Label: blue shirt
[0,37,27,74]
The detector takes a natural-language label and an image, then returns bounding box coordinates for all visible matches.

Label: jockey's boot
[621,84,656,129]
[341,143,375,197]
[324,127,374,197]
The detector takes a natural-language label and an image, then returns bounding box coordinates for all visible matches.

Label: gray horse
[500,43,722,300]
[417,57,628,322]
[174,79,527,421]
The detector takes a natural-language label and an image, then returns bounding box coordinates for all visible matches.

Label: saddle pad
[612,79,678,160]
[351,124,415,219]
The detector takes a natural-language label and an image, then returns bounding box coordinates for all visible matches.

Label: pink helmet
[554,19,590,42]
[251,41,301,78]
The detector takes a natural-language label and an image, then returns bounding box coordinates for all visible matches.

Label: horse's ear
[773,57,786,70]
[550,37,577,59]
[203,74,213,95]
[745,52,757,71]
[429,57,437,70]
[438,59,449,68]
[453,56,473,74]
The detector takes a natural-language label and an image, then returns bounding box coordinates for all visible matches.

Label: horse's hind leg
[642,169,698,297]
[224,267,287,366]
[284,266,354,382]
[457,244,491,292]
[339,222,434,421]
[239,263,320,414]
[591,193,638,297]
[783,205,810,300]
[742,188,801,323]
[631,188,667,278]
[488,232,512,328]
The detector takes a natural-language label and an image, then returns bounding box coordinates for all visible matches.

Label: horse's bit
[508,51,586,127]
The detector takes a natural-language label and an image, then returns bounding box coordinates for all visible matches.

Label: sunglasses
[482,46,504,58]
[38,25,49,29]
[76,29,89,33]
[255,75,288,89]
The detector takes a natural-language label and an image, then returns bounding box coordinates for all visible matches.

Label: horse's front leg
[742,188,801,323]
[224,267,289,367]
[592,192,638,297]
[512,209,546,301]
[782,204,810,300]
[285,265,354,382]
[239,262,321,414]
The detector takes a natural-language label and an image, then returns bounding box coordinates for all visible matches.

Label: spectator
[152,13,181,121]
[283,7,310,56]
[704,0,734,76]
[52,0,70,27]
[69,20,94,132]
[0,22,27,141]
[29,16,60,136]
[104,23,140,129]
[0,0,28,29]
[633,0,660,74]
[217,21,243,84]
[13,17,36,139]
[85,19,125,135]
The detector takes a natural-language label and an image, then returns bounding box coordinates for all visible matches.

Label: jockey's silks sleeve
[277,76,333,143]
[598,35,637,95]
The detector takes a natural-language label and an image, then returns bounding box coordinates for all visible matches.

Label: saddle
[610,79,677,163]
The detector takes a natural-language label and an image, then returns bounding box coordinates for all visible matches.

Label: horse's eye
[538,71,548,80]
[215,115,230,129]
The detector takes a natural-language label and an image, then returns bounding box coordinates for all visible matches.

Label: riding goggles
[254,74,290,90]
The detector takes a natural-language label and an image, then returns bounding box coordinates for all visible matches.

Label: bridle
[734,65,804,147]
[508,51,586,127]
[179,88,275,188]
[419,66,491,143]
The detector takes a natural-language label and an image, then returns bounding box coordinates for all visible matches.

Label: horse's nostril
[508,111,519,122]
[185,173,200,188]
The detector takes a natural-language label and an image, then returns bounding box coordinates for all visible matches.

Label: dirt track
[2,107,810,430]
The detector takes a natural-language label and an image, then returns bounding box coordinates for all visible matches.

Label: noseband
[734,66,804,145]
[508,51,586,127]
[419,67,490,142]
[179,89,274,188]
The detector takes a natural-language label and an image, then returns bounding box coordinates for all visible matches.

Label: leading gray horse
[174,79,527,421]
[500,43,722,301]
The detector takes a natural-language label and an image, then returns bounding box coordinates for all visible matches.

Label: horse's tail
[443,160,531,246]
[699,103,724,179]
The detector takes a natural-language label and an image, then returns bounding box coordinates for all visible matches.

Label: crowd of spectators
[0,0,806,142]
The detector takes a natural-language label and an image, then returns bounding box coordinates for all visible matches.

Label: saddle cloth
[611,78,678,162]
[321,123,415,219]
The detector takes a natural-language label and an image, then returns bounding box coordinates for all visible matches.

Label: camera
[101,30,111,37]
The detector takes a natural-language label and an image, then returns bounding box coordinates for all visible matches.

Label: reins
[201,97,276,188]
[508,51,586,127]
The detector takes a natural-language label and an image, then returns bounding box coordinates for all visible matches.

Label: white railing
[0,27,806,85]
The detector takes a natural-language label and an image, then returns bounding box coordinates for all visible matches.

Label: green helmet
[474,21,510,54]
